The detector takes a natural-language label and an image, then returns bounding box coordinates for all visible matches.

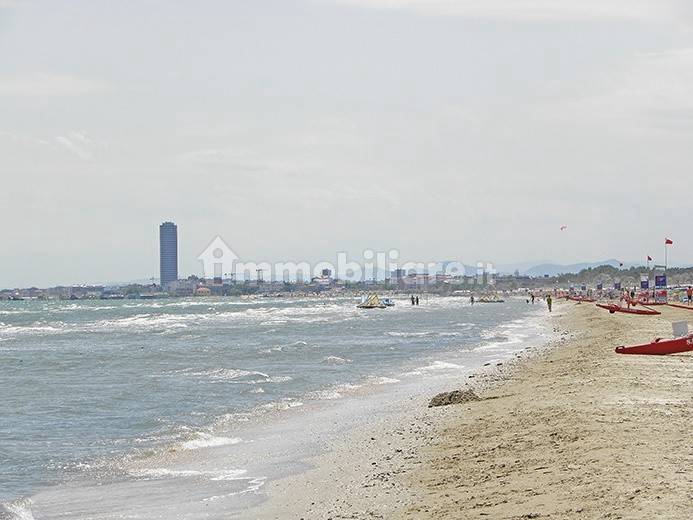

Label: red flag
[665,238,673,245]
[647,256,652,261]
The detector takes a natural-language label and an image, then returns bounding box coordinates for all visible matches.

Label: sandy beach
[258,301,693,519]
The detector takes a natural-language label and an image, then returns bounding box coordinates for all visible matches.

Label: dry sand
[257,302,693,519]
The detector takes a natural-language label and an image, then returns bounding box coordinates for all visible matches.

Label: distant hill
[520,259,640,277]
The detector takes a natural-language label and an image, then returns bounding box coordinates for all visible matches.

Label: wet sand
[257,302,693,519]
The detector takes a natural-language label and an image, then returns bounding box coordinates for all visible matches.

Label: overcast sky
[1,0,692,287]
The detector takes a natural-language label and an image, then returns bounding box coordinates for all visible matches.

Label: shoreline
[254,305,559,518]
[7,297,549,519]
[256,301,693,519]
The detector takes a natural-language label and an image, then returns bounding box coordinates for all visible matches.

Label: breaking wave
[131,468,248,481]
[171,368,292,384]
[181,433,243,451]
[321,356,352,365]
[0,498,34,520]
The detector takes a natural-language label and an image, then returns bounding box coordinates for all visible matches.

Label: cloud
[536,47,693,133]
[177,147,327,175]
[55,131,96,160]
[314,0,680,22]
[0,74,109,96]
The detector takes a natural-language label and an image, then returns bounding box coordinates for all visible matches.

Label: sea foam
[0,498,35,520]
[181,433,243,450]
[131,468,248,481]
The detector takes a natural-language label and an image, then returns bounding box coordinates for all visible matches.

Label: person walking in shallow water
[415,296,420,306]
[546,294,553,313]
[470,295,475,306]
[411,295,415,305]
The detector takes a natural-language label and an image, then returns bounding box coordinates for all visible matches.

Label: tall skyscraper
[159,221,178,288]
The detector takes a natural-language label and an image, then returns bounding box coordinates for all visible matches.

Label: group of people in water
[407,292,557,312]
[527,292,552,312]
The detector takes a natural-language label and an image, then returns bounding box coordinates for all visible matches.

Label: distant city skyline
[3,246,691,290]
[2,0,693,287]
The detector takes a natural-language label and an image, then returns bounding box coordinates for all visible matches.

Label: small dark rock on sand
[428,389,481,408]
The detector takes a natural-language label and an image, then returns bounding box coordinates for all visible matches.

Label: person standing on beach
[546,294,553,313]
[687,286,693,305]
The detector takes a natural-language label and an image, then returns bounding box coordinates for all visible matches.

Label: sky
[1,0,692,287]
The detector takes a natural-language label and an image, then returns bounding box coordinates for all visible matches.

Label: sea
[0,295,550,519]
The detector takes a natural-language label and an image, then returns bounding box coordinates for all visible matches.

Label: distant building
[159,221,178,288]
[434,273,456,284]
[168,277,198,296]
[311,275,332,288]
[391,268,406,287]
[405,273,431,286]
[391,268,406,281]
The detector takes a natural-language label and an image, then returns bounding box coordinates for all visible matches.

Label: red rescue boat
[596,303,661,316]
[616,335,693,355]
[668,303,693,311]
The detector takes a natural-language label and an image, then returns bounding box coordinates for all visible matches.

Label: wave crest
[0,498,35,520]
